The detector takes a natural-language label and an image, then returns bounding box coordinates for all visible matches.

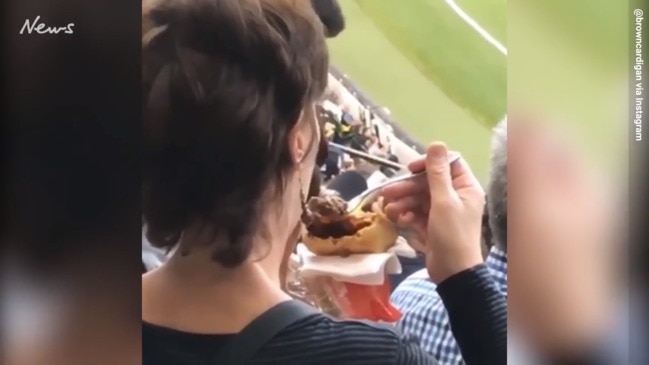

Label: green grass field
[328,0,506,181]
[508,0,626,168]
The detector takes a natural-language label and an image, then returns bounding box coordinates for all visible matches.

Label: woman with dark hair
[141,0,504,364]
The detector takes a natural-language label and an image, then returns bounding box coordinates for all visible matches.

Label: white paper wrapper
[296,236,417,286]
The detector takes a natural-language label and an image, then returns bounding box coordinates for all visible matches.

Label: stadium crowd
[317,88,400,179]
[141,0,622,364]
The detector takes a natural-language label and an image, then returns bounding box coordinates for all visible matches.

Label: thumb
[425,143,453,199]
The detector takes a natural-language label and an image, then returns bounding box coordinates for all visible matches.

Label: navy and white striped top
[144,314,438,365]
[143,265,506,365]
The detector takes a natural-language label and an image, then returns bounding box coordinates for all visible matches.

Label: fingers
[370,197,385,214]
[397,211,415,226]
[407,157,426,173]
[395,212,427,237]
[383,143,461,204]
[449,157,481,191]
[398,212,426,231]
[449,155,471,179]
[408,150,460,174]
[425,143,454,199]
[401,229,427,253]
[384,143,468,214]
[384,196,429,221]
[381,173,428,200]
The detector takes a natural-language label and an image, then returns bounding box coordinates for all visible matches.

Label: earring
[299,174,307,200]
[297,162,306,203]
[297,163,313,225]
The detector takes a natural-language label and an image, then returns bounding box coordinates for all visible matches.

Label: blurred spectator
[390,119,508,365]
[341,110,355,126]
[349,127,369,151]
[331,119,354,146]
[323,89,341,104]
[507,118,619,362]
[316,119,330,165]
[366,136,399,177]
[380,155,400,177]
[351,156,379,179]
[367,136,389,158]
[323,123,336,140]
[340,155,355,171]
[322,148,341,181]
[326,170,368,201]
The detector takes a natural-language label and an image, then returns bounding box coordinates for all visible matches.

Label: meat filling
[302,195,372,239]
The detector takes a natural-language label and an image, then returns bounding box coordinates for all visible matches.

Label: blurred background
[509,0,628,168]
[508,0,642,364]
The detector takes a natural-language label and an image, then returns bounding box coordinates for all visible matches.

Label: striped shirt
[143,312,439,365]
[391,247,507,365]
[143,264,506,365]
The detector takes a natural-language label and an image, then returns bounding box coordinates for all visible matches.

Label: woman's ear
[288,108,319,164]
[288,114,308,164]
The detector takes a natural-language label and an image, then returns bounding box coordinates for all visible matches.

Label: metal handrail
[328,142,406,171]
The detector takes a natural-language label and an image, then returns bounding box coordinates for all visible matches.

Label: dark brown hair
[142,0,329,267]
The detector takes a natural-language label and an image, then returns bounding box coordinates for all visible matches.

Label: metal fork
[346,152,462,213]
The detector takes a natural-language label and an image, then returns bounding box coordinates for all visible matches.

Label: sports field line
[444,0,507,125]
[444,0,507,56]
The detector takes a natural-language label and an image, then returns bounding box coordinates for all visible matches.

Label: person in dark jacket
[322,148,341,181]
[141,1,505,364]
[311,0,345,38]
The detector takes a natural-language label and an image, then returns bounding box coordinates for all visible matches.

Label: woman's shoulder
[289,312,400,336]
[258,313,407,364]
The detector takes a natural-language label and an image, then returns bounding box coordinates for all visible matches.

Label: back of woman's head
[142,0,329,267]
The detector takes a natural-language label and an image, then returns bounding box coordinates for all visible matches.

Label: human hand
[382,143,485,283]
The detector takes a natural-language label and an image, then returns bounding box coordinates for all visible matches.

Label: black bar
[328,142,407,170]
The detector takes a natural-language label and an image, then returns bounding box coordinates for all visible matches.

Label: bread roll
[303,209,398,256]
